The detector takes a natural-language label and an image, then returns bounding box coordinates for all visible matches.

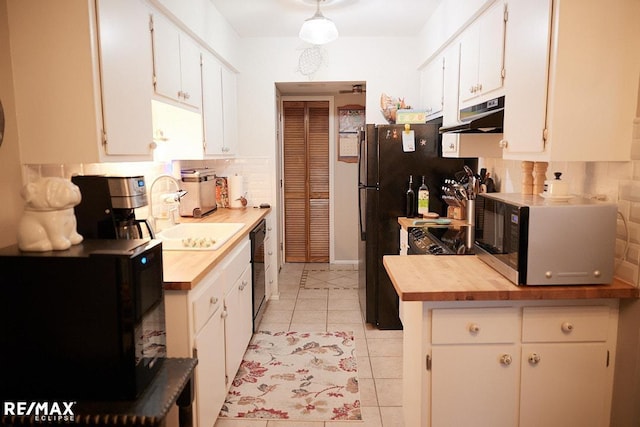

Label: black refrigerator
[357,121,476,329]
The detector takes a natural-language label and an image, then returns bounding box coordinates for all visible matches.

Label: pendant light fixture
[299,0,339,45]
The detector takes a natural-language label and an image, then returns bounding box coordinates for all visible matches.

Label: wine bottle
[406,175,416,218]
[418,175,429,216]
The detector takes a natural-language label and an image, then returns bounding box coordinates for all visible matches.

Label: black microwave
[0,239,166,400]
[474,193,617,285]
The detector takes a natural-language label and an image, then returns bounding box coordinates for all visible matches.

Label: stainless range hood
[440,96,505,134]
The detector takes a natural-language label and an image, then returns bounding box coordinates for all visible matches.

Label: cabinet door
[96,0,154,157]
[202,53,225,156]
[221,67,238,155]
[224,265,253,387]
[178,35,202,109]
[194,306,227,427]
[151,13,182,103]
[431,344,520,427]
[458,24,480,105]
[502,0,551,157]
[476,1,505,98]
[520,343,610,427]
[421,56,444,117]
[459,1,506,107]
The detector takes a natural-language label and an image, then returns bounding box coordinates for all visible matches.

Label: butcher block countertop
[383,255,639,302]
[397,216,469,230]
[162,208,270,291]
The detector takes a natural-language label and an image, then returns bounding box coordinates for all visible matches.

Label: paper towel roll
[228,174,244,208]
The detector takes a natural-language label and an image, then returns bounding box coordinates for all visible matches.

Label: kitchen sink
[157,222,245,250]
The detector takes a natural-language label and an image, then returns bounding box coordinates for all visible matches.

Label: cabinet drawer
[192,271,224,334]
[223,238,251,293]
[522,306,610,343]
[432,307,519,344]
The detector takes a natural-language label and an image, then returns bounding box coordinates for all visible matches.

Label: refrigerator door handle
[358,187,365,241]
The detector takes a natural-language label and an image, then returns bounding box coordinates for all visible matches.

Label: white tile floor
[214,263,404,427]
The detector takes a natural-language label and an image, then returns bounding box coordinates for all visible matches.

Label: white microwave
[474,193,617,286]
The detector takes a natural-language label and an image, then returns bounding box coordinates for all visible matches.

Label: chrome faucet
[148,174,188,232]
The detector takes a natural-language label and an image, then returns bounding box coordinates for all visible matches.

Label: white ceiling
[210,0,440,38]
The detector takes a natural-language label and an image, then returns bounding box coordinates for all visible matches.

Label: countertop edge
[162,208,270,291]
[384,255,640,302]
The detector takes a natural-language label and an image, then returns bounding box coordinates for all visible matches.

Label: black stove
[408,226,474,255]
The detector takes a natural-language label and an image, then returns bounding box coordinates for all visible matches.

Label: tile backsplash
[22,156,274,229]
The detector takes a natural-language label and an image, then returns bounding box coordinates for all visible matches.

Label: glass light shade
[299,13,339,45]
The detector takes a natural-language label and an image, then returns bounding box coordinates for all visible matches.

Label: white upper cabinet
[97,0,155,158]
[202,53,225,156]
[7,0,155,163]
[458,1,506,107]
[420,56,444,118]
[202,53,238,157]
[151,13,202,110]
[502,0,640,161]
[221,67,239,155]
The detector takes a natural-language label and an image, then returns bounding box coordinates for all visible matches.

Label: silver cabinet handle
[561,322,574,333]
[528,353,541,365]
[210,296,218,305]
[239,280,248,291]
[221,309,228,319]
[499,139,508,149]
[500,354,512,366]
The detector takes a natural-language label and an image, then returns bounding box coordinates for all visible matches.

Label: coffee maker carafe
[72,175,155,240]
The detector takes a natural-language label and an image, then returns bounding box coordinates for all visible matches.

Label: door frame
[278,95,335,264]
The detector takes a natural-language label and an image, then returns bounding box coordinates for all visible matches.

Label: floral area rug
[219,331,362,422]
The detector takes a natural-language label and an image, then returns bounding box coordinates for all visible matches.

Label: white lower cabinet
[431,307,520,427]
[193,296,226,427]
[432,344,520,427]
[519,306,613,427]
[401,300,619,427]
[224,263,253,386]
[165,238,252,427]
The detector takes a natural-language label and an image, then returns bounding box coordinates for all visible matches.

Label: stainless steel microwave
[474,193,617,285]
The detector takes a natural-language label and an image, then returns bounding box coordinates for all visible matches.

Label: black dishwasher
[250,219,267,331]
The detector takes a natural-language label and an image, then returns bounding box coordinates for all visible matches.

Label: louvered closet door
[283,101,329,263]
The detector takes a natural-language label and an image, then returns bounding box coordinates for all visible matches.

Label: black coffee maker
[72,175,155,240]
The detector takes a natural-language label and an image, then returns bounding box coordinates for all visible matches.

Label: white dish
[539,193,574,201]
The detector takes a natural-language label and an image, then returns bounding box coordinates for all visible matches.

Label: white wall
[235,36,421,263]
[0,0,25,248]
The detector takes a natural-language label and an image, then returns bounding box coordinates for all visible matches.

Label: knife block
[447,206,466,220]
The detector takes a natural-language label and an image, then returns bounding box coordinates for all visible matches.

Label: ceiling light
[299,0,339,45]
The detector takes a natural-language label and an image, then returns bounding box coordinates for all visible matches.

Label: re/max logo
[2,401,76,420]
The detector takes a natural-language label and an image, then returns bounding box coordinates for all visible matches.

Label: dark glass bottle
[406,175,416,218]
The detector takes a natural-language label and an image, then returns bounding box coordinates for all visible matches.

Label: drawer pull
[221,309,228,319]
[268,251,273,256]
[528,353,541,365]
[468,323,480,334]
[239,280,248,291]
[210,296,218,305]
[500,354,512,366]
[561,322,574,333]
